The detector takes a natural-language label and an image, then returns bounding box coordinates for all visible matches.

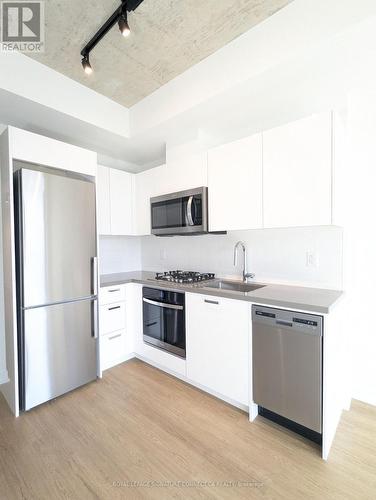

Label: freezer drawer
[20,299,97,411]
[252,306,322,433]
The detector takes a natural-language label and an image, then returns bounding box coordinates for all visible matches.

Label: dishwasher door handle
[276,320,293,327]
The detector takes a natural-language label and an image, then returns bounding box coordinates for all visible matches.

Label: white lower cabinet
[99,284,133,371]
[99,302,126,335]
[99,284,126,306]
[99,284,248,407]
[100,331,127,371]
[186,292,250,406]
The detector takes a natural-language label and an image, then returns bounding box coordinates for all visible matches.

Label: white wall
[99,236,142,275]
[342,85,376,406]
[141,226,343,290]
[131,0,376,134]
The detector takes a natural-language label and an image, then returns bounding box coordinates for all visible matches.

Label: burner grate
[155,270,215,284]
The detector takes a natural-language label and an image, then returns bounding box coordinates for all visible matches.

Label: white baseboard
[102,352,135,372]
[134,354,248,413]
[0,368,9,385]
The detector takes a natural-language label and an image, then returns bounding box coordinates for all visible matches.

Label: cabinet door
[263,112,332,228]
[163,152,208,194]
[109,169,134,235]
[186,293,249,406]
[100,330,127,371]
[208,134,263,231]
[134,165,165,235]
[96,165,111,235]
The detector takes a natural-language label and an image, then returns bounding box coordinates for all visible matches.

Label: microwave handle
[187,196,194,226]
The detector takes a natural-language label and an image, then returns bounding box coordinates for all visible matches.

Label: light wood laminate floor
[0,359,375,499]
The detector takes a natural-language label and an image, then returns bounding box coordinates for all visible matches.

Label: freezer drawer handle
[108,306,121,311]
[108,288,121,293]
[204,299,219,305]
[91,301,98,338]
[91,257,98,296]
[276,320,293,328]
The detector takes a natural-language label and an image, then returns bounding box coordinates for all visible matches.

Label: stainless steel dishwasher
[252,305,322,440]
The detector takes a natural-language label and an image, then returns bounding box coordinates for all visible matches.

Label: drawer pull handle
[108,289,121,293]
[204,299,219,305]
[108,306,121,311]
[109,333,122,340]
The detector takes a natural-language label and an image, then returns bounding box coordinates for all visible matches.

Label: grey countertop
[100,271,343,314]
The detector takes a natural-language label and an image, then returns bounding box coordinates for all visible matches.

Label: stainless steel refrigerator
[14,165,98,411]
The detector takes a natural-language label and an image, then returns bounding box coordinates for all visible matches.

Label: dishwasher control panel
[252,306,322,334]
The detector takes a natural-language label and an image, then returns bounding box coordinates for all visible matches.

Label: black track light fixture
[119,7,131,37]
[81,54,93,75]
[80,0,144,74]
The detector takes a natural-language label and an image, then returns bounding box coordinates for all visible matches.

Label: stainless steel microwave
[150,187,208,236]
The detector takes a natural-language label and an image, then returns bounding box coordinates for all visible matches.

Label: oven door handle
[143,298,184,310]
[186,195,194,226]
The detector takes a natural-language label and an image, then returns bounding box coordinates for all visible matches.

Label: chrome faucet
[233,241,255,283]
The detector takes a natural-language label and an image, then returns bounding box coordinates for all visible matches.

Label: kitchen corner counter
[100,271,343,314]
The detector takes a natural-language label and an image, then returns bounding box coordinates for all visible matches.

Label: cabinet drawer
[100,302,126,335]
[100,330,125,369]
[99,285,126,305]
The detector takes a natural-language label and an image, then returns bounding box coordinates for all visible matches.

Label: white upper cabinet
[96,112,335,237]
[10,127,97,177]
[162,151,208,194]
[263,112,333,228]
[96,166,134,236]
[109,169,134,235]
[134,164,167,236]
[96,165,111,235]
[208,134,263,232]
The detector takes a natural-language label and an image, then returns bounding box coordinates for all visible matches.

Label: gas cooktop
[155,270,215,284]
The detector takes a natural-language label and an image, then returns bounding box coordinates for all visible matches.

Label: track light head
[81,54,93,75]
[119,11,130,37]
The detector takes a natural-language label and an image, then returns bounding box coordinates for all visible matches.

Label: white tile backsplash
[99,236,142,275]
[99,227,343,290]
[140,226,343,289]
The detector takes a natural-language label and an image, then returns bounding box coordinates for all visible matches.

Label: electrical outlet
[306,251,318,268]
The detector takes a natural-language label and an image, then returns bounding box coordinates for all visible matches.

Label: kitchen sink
[204,281,266,293]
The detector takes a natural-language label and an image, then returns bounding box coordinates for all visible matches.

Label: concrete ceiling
[27,0,292,108]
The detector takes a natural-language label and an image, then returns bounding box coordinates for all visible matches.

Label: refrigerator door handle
[91,257,98,296]
[91,300,98,338]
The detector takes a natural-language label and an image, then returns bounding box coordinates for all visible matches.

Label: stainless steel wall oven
[143,287,186,358]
